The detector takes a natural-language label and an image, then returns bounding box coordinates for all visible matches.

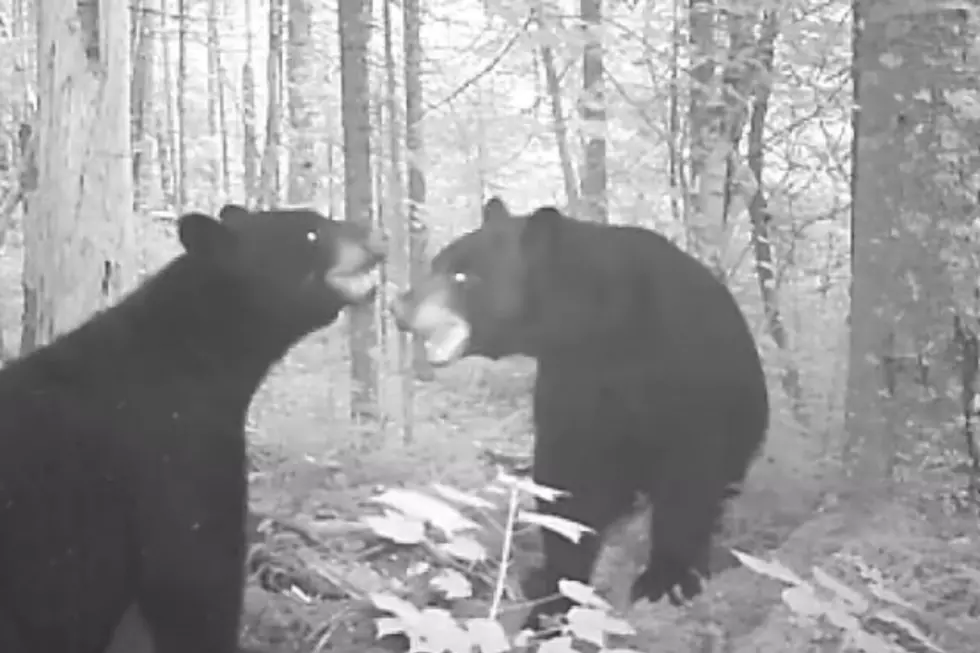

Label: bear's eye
[452,272,468,284]
[306,231,318,243]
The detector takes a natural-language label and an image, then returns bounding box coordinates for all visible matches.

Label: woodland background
[0,0,979,652]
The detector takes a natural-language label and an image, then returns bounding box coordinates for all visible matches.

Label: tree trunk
[372,91,389,376]
[847,2,964,506]
[216,6,230,200]
[206,0,222,209]
[9,0,35,138]
[381,0,411,438]
[686,0,719,263]
[260,0,283,209]
[176,0,188,212]
[242,68,259,206]
[745,10,806,424]
[130,0,154,209]
[578,0,606,223]
[287,0,315,204]
[537,9,578,211]
[23,0,136,353]
[404,0,433,382]
[339,0,379,421]
[242,0,259,206]
[159,0,176,208]
[666,0,682,225]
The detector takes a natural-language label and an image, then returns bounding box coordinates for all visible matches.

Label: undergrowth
[238,337,980,653]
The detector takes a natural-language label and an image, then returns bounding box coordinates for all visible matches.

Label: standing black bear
[0,205,384,653]
[392,198,769,628]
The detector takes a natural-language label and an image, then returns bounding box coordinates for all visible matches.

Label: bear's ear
[178,212,236,257]
[529,207,564,224]
[482,197,511,224]
[218,204,250,223]
[521,207,565,258]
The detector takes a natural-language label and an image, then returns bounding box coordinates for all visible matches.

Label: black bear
[0,204,384,653]
[391,197,768,628]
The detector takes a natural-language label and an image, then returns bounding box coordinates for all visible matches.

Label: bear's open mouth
[422,319,471,366]
[326,266,382,303]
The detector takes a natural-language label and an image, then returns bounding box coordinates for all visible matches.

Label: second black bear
[0,205,384,653]
[392,198,769,628]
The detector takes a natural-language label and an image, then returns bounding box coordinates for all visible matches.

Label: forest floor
[236,336,980,653]
[0,225,978,653]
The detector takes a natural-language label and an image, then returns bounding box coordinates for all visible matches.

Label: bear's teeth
[350,268,380,296]
[331,267,381,300]
[424,321,470,366]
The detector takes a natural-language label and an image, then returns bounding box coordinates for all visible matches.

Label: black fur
[0,205,383,653]
[393,198,768,629]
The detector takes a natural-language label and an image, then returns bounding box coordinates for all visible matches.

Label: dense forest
[0,0,977,652]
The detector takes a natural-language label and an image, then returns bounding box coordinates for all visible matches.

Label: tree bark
[130,0,154,209]
[381,0,413,440]
[538,18,579,210]
[242,0,259,206]
[287,0,315,205]
[206,0,223,209]
[743,10,806,423]
[686,0,719,263]
[158,0,176,207]
[176,0,188,212]
[578,0,606,223]
[847,2,965,506]
[339,0,380,421]
[24,0,136,349]
[260,0,283,208]
[404,0,433,382]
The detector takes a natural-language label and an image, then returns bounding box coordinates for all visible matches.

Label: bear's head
[178,204,385,333]
[391,197,616,366]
